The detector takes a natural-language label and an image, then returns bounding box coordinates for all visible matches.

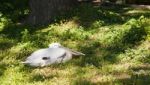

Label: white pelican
[22,43,85,67]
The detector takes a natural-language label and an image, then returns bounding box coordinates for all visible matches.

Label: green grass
[0,3,150,85]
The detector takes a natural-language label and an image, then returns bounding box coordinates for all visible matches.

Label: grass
[0,3,150,85]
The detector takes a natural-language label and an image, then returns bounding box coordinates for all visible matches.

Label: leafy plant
[21,29,30,42]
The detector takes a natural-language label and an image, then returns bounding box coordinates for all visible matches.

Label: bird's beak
[61,46,85,56]
[21,61,29,64]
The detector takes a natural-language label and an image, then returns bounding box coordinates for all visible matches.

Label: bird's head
[49,42,62,48]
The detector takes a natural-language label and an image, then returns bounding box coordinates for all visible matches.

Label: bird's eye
[42,57,50,60]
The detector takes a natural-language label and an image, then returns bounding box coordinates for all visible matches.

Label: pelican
[22,43,85,67]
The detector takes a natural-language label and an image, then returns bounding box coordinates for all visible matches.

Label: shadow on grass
[0,63,7,77]
[115,73,150,85]
[0,24,34,40]
[72,66,150,85]
[73,79,96,85]
[74,22,147,68]
[0,23,50,49]
[0,0,29,23]
[29,74,55,82]
[73,78,119,85]
[20,65,57,82]
[1,3,149,39]
[131,64,150,71]
[0,41,14,51]
[100,4,150,23]
[75,42,122,68]
[19,64,59,82]
[72,75,150,85]
[123,12,150,19]
[72,3,125,29]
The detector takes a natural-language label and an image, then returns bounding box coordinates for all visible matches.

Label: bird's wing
[26,48,66,60]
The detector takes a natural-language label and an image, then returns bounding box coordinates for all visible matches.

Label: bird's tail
[21,61,30,64]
